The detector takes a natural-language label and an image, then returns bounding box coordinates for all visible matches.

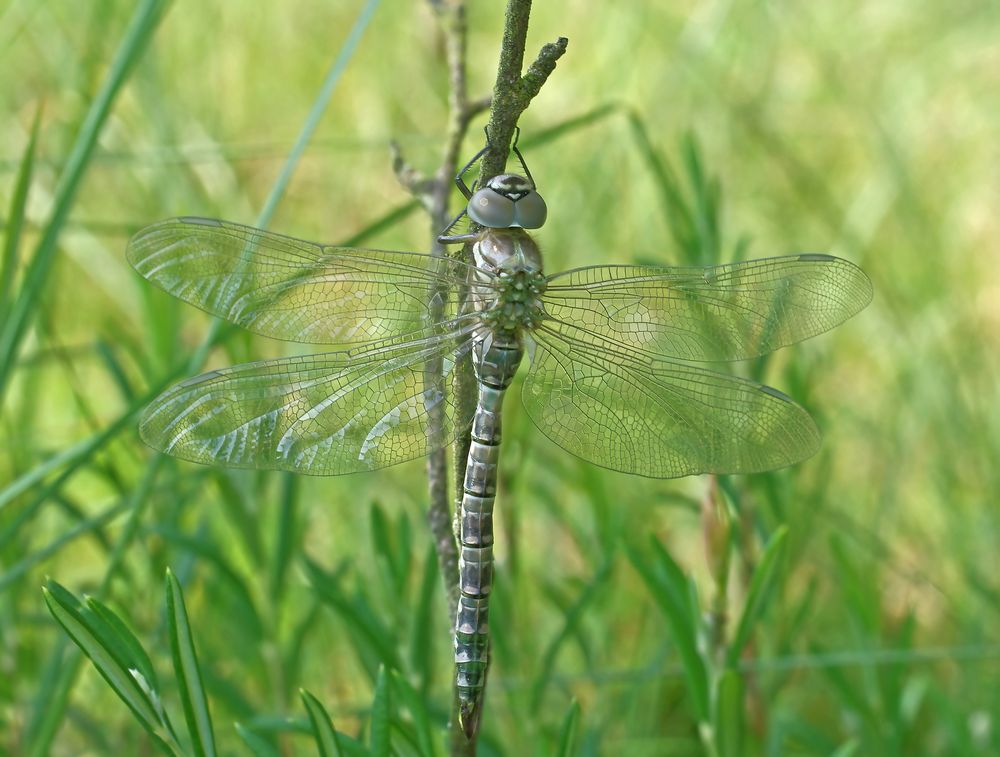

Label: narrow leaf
[0,103,42,316]
[370,502,400,595]
[532,560,613,709]
[42,582,173,752]
[409,543,438,692]
[727,526,788,668]
[300,688,343,757]
[714,669,744,757]
[388,670,436,757]
[555,699,581,757]
[269,473,300,602]
[628,539,710,721]
[303,558,400,672]
[369,666,390,756]
[86,596,158,689]
[254,0,380,228]
[165,568,217,756]
[829,738,861,757]
[523,102,622,150]
[95,338,136,402]
[0,0,171,401]
[234,723,280,757]
[0,501,128,591]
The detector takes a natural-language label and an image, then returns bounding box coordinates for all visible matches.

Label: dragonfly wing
[542,254,872,361]
[127,217,484,345]
[521,322,820,478]
[140,331,476,475]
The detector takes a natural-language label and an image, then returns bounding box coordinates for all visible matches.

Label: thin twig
[395,2,566,752]
[391,4,485,754]
[481,2,567,182]
[447,2,568,751]
[450,5,569,598]
[393,1,480,625]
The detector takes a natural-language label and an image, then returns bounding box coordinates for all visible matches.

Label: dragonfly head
[467,173,547,230]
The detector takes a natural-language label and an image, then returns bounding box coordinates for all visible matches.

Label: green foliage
[629,536,711,723]
[165,568,217,756]
[301,688,345,757]
[3,1,999,755]
[43,579,179,753]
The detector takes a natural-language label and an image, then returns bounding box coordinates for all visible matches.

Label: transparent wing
[521,322,821,478]
[127,217,490,345]
[542,254,872,361]
[140,328,477,475]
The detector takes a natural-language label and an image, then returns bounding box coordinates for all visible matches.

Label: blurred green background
[2,0,998,754]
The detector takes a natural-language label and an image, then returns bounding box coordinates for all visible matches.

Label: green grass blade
[521,102,623,150]
[714,669,744,757]
[0,362,185,517]
[626,112,695,261]
[409,543,438,693]
[829,739,862,757]
[153,526,263,642]
[0,103,42,317]
[628,538,710,722]
[165,568,217,757]
[0,0,171,402]
[234,723,281,757]
[268,473,300,603]
[0,501,128,592]
[726,526,788,668]
[182,0,381,370]
[24,640,79,757]
[388,670,436,757]
[555,699,581,757]
[370,502,399,595]
[300,688,344,757]
[95,338,137,402]
[338,200,420,247]
[42,581,175,753]
[532,559,613,709]
[254,0,380,229]
[26,459,166,755]
[303,557,401,673]
[369,665,390,756]
[86,596,159,689]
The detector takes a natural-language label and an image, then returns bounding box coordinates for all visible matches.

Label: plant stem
[396,3,566,752]
[394,1,485,625]
[453,2,566,751]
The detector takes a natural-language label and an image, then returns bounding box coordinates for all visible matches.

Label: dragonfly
[127,140,872,736]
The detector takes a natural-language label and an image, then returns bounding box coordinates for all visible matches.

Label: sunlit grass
[2,0,999,754]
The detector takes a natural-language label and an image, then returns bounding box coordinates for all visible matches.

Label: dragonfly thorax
[484,269,547,333]
[473,227,544,274]
[467,173,547,230]
[472,225,546,333]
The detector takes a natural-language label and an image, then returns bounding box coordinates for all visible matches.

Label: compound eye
[468,188,515,228]
[513,190,547,229]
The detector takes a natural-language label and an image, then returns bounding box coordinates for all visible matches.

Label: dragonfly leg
[455,144,489,200]
[436,208,479,245]
[455,124,528,198]
[510,126,537,189]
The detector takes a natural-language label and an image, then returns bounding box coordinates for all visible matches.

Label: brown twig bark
[448,3,567,752]
[394,2,566,753]
[393,1,487,628]
[449,5,569,604]
[480,3,567,182]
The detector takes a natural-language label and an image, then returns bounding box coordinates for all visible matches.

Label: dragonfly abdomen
[456,331,522,736]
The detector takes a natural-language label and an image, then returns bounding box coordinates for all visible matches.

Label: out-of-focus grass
[2,1,999,754]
